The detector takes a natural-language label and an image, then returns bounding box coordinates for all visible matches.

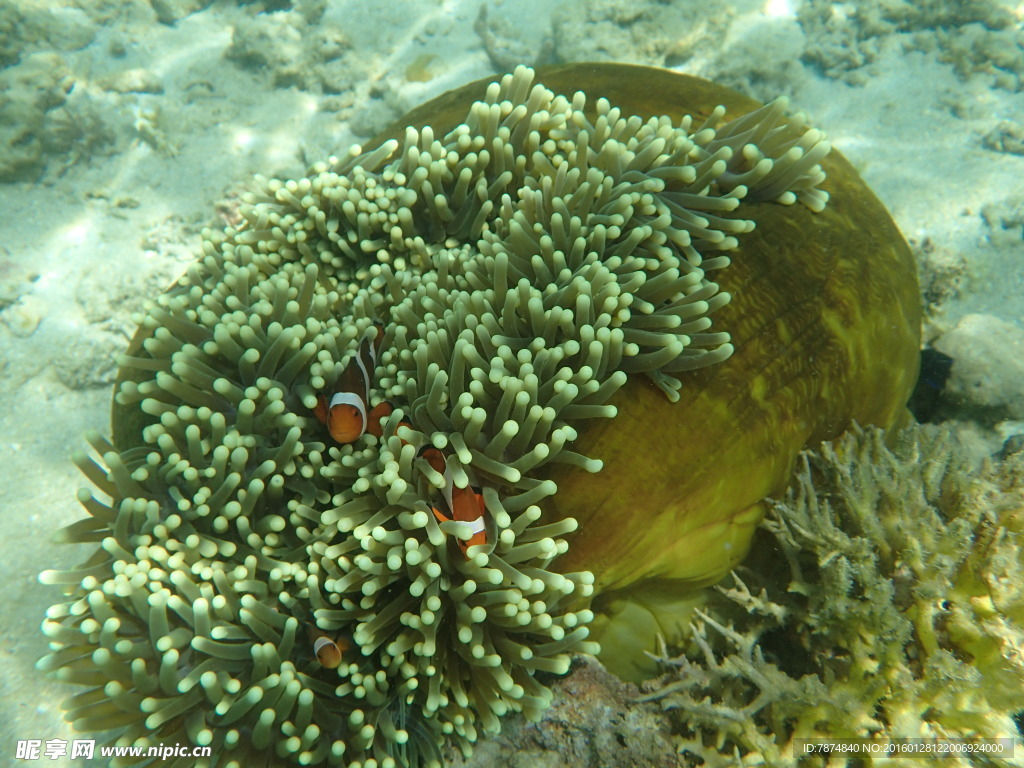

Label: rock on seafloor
[449,655,677,768]
[934,313,1024,421]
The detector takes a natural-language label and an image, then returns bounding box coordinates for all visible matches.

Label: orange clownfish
[310,625,350,669]
[312,324,396,443]
[422,447,487,557]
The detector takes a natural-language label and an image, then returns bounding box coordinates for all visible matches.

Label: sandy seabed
[2,0,1024,765]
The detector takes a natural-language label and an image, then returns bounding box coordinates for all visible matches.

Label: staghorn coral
[38,66,836,767]
[641,425,1024,767]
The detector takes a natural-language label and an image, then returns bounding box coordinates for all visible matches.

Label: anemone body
[372,65,919,602]
[523,65,920,607]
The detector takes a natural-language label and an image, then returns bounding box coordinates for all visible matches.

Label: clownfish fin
[431,505,450,525]
[312,393,329,424]
[419,446,447,475]
[366,401,395,438]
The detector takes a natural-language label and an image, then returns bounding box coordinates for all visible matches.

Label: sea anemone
[38,64,918,765]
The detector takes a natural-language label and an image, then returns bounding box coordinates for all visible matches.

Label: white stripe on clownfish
[463,515,486,535]
[348,329,375,398]
[421,445,487,556]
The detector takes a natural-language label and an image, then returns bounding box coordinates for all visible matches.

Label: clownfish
[310,625,350,669]
[421,447,487,557]
[312,324,397,443]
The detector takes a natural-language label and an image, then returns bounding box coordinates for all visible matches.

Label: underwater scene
[3,0,1024,766]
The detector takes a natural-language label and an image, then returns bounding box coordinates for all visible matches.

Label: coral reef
[0,0,96,68]
[223,3,394,136]
[981,193,1024,244]
[473,3,553,73]
[934,21,1024,92]
[704,15,808,104]
[0,53,75,182]
[0,49,117,182]
[983,120,1024,155]
[550,0,729,69]
[641,425,1024,766]
[225,6,358,94]
[913,234,967,325]
[798,0,1024,90]
[150,0,214,25]
[546,0,807,102]
[38,66,837,766]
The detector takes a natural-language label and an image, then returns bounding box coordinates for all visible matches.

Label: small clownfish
[310,625,350,669]
[312,324,396,443]
[421,447,487,557]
